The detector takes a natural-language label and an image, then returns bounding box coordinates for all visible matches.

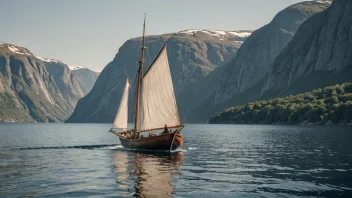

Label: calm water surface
[0,123,351,197]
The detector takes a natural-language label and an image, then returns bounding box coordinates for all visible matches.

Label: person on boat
[162,124,169,134]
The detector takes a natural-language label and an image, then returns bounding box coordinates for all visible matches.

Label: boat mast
[134,14,146,135]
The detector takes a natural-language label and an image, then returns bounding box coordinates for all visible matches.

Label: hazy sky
[1,0,304,72]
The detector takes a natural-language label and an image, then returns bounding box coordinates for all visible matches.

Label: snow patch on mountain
[69,66,101,74]
[8,46,21,53]
[0,42,60,63]
[228,32,252,37]
[35,56,59,63]
[8,45,31,56]
[179,30,252,38]
[308,0,332,4]
[69,66,86,70]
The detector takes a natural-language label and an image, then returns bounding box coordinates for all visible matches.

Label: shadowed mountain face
[70,67,99,93]
[43,62,86,106]
[66,30,250,123]
[183,0,332,122]
[261,0,352,98]
[0,42,97,122]
[214,1,331,104]
[206,0,352,123]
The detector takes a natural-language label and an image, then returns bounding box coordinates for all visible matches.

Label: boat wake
[99,145,124,150]
[9,144,121,150]
[5,145,191,152]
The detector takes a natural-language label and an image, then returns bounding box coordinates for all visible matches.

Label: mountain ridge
[214,0,331,104]
[183,0,331,122]
[207,0,352,123]
[261,0,352,98]
[0,42,98,122]
[66,29,250,123]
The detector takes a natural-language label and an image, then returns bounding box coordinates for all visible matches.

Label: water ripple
[0,124,351,197]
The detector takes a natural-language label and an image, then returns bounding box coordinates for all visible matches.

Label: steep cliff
[69,66,99,93]
[0,42,93,122]
[178,64,226,121]
[207,0,352,123]
[214,1,331,104]
[66,30,250,123]
[261,0,352,98]
[184,0,332,122]
[43,62,87,107]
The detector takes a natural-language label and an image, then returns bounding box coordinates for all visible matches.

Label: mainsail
[112,78,130,130]
[137,45,181,131]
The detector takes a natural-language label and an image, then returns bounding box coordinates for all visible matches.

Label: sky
[0,0,305,72]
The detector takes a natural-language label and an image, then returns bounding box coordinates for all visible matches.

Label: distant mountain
[42,61,86,107]
[208,0,352,124]
[184,0,331,122]
[66,29,251,123]
[69,66,99,93]
[261,0,351,98]
[178,64,226,121]
[215,0,331,103]
[0,42,97,122]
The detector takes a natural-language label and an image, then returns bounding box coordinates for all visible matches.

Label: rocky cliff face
[214,1,331,104]
[43,62,87,107]
[66,30,251,123]
[182,1,332,122]
[69,66,99,93]
[178,64,226,121]
[0,42,94,122]
[261,0,352,97]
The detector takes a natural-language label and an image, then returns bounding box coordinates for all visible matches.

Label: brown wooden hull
[119,131,183,151]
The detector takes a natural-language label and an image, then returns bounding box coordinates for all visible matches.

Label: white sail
[137,46,181,131]
[112,78,130,130]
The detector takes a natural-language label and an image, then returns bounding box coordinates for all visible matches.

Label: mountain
[208,0,352,124]
[0,42,94,122]
[42,61,87,107]
[214,0,331,104]
[184,0,332,122]
[178,64,226,121]
[69,66,100,93]
[66,30,252,123]
[261,0,352,98]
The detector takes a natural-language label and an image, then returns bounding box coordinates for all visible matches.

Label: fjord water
[0,124,351,197]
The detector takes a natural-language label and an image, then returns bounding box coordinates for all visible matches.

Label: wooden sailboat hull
[119,131,183,151]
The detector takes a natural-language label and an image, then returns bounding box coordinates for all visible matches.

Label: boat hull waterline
[119,131,183,151]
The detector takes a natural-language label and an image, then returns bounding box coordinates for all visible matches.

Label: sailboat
[109,15,184,151]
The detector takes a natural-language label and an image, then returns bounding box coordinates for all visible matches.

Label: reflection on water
[112,150,183,197]
[1,124,352,197]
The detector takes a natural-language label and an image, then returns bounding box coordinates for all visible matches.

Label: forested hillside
[209,83,352,125]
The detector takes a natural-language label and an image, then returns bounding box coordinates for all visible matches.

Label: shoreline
[208,121,352,126]
[1,121,352,127]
